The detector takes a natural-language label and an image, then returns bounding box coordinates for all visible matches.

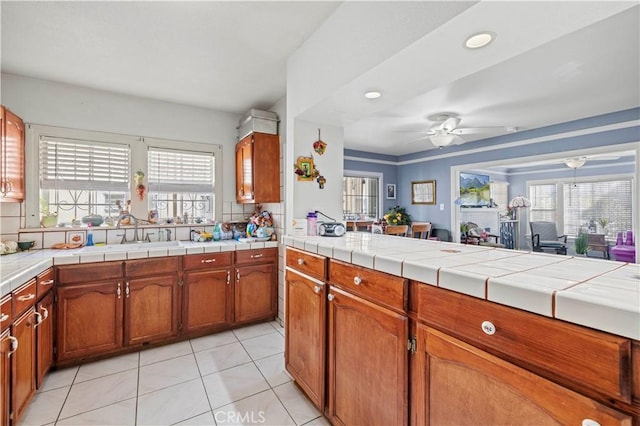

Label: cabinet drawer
[125,257,180,278]
[57,262,123,284]
[1,295,11,331]
[286,247,327,280]
[183,252,233,271]
[12,279,37,317]
[36,268,55,299]
[235,248,277,266]
[329,260,407,313]
[417,283,632,404]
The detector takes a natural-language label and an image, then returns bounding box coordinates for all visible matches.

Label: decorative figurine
[313,128,327,155]
[317,175,326,189]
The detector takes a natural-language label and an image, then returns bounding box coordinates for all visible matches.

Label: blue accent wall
[344,150,398,215]
[344,108,639,231]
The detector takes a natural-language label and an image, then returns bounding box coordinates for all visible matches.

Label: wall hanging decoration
[134,170,146,200]
[317,175,326,189]
[411,180,436,205]
[294,155,315,181]
[313,128,327,155]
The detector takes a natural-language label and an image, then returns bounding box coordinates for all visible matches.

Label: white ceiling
[2,1,639,157]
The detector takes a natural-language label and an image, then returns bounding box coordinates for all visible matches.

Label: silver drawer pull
[297,258,304,265]
[18,293,35,302]
[327,294,335,301]
[0,313,8,322]
[201,259,216,263]
[40,279,54,286]
[251,254,264,259]
[313,285,321,294]
[353,276,362,285]
[481,321,496,335]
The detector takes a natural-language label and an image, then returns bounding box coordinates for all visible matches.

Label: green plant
[574,231,589,255]
[39,197,56,216]
[598,217,609,228]
[383,205,412,226]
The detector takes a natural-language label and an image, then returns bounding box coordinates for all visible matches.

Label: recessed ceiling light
[364,91,381,99]
[464,32,495,49]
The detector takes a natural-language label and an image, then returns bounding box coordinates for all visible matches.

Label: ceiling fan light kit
[430,134,457,147]
[565,157,587,168]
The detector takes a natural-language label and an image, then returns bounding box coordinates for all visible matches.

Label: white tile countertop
[0,239,278,298]
[283,233,640,340]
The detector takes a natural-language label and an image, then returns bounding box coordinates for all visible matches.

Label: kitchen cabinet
[56,262,124,363]
[412,282,636,425]
[234,248,277,324]
[326,285,408,426]
[11,307,36,423]
[415,325,631,425]
[0,106,25,202]
[124,258,180,346]
[235,132,280,204]
[182,252,233,335]
[1,330,12,426]
[284,248,328,410]
[35,291,54,389]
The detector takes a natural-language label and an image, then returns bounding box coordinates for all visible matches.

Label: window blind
[147,147,214,193]
[529,184,557,222]
[563,179,632,235]
[40,136,130,191]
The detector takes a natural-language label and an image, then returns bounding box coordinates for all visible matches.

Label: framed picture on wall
[386,184,396,199]
[411,180,436,204]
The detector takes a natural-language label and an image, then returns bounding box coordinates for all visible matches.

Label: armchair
[530,221,567,255]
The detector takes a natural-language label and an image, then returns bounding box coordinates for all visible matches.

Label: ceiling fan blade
[451,135,466,145]
[450,126,505,135]
[441,117,461,132]
[405,135,430,144]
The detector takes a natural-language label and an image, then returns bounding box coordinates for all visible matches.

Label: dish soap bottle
[86,223,95,246]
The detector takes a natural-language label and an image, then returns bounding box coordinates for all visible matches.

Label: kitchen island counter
[283,232,639,340]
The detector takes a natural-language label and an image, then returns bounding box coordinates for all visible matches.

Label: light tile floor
[20,321,329,426]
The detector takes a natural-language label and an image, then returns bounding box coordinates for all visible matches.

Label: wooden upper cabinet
[1,106,25,202]
[235,132,280,204]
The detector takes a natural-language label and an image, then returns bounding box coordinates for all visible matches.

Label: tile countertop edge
[282,234,639,341]
[1,239,279,297]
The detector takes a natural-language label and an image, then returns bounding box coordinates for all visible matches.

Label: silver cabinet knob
[353,276,362,285]
[327,294,335,301]
[481,321,496,335]
[297,258,304,265]
[313,285,321,294]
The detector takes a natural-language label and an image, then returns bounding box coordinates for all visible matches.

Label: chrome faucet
[115,213,140,243]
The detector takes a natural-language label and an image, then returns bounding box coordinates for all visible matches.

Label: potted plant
[598,217,609,235]
[40,197,58,228]
[383,205,412,226]
[574,230,589,256]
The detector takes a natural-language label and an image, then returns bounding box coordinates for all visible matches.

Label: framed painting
[295,156,315,181]
[386,184,396,199]
[411,180,436,205]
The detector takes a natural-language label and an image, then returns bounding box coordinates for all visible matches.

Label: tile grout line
[53,366,80,425]
[134,351,140,426]
[189,337,217,423]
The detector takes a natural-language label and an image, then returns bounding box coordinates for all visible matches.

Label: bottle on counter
[307,211,318,236]
[86,223,94,246]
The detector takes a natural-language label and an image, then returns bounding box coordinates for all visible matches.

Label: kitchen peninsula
[284,233,639,425]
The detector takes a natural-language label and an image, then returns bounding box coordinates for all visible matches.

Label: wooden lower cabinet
[1,329,12,426]
[234,263,276,324]
[326,286,408,426]
[56,281,123,363]
[182,269,231,335]
[124,275,179,346]
[11,308,36,423]
[36,292,54,388]
[284,268,326,410]
[413,325,632,425]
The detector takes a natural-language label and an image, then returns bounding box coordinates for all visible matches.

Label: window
[489,181,509,214]
[147,147,215,221]
[39,136,130,224]
[27,125,223,227]
[343,173,381,220]
[529,177,632,237]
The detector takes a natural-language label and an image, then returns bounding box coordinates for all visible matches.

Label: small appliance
[315,210,346,237]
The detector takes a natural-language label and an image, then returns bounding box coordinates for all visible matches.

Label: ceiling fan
[403,113,513,148]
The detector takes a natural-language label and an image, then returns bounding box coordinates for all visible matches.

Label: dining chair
[411,223,432,239]
[385,225,408,237]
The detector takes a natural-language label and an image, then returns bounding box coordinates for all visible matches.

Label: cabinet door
[11,308,36,423]
[252,133,280,203]
[235,136,254,203]
[124,275,179,346]
[182,269,231,335]
[284,269,326,410]
[56,282,123,363]
[326,286,408,426]
[36,292,54,389]
[1,108,25,202]
[234,263,276,324]
[1,330,12,426]
[416,325,632,426]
